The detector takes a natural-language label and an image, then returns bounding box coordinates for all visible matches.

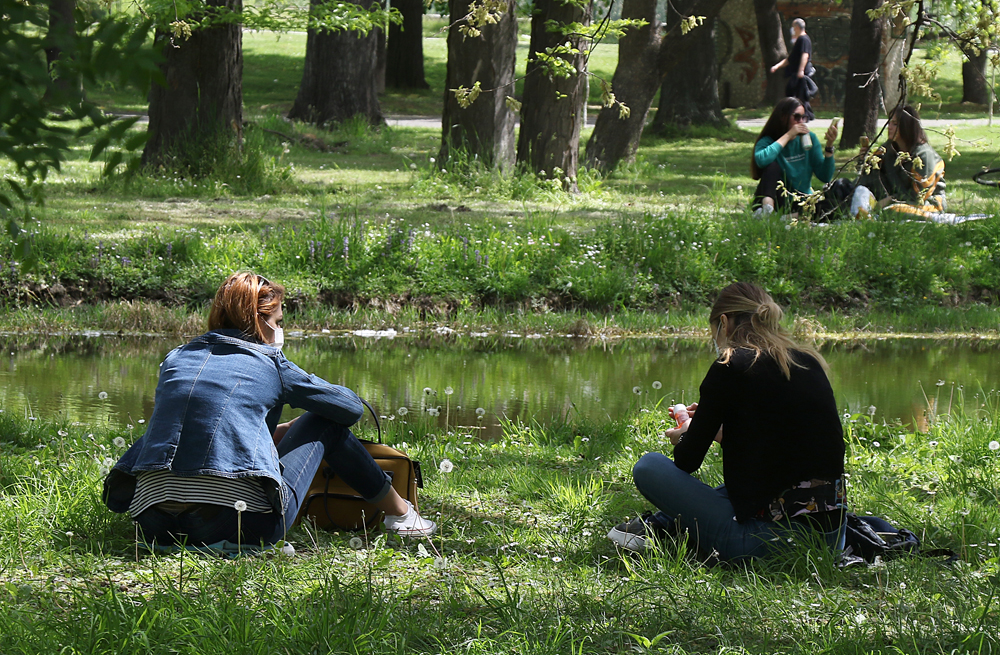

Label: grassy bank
[4,207,1000,325]
[1,396,998,653]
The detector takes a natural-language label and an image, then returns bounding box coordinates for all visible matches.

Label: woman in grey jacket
[104,271,435,547]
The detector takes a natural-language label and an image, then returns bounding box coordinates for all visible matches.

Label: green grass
[1,394,998,653]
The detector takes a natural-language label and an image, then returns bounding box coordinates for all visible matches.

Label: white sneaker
[383,500,437,536]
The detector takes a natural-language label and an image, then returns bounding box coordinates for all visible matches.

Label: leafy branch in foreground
[0,0,160,267]
[124,0,401,36]
[448,0,648,121]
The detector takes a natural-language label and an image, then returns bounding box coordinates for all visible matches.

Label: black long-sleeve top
[674,348,845,523]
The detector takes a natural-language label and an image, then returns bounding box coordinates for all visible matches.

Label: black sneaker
[607,511,669,552]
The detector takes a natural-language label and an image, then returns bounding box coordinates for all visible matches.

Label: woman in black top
[608,282,846,561]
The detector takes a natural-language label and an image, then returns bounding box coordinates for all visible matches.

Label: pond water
[1,333,998,438]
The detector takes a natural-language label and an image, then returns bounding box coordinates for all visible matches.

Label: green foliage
[138,0,401,35]
[2,202,999,314]
[107,124,296,198]
[0,0,159,262]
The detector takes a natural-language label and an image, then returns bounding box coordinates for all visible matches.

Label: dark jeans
[752,161,797,210]
[136,412,392,547]
[633,452,845,563]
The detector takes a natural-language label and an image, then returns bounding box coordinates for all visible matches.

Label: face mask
[270,327,284,350]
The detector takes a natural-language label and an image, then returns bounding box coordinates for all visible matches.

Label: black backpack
[840,513,957,567]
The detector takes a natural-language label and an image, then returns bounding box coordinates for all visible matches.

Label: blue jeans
[633,452,845,563]
[136,412,392,546]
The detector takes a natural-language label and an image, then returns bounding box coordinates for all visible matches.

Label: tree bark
[386,0,428,89]
[516,0,591,187]
[841,0,884,149]
[961,48,989,105]
[439,0,517,170]
[584,0,730,173]
[288,0,383,126]
[142,0,243,166]
[45,0,78,100]
[375,27,387,94]
[584,0,661,172]
[651,5,726,130]
[752,0,787,106]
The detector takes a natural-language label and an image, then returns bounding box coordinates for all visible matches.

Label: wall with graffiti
[716,0,852,110]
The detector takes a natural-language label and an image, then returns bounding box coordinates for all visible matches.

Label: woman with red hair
[104,271,435,549]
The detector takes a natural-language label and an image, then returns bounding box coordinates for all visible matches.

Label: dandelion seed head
[867,405,876,416]
[444,386,454,395]
[423,387,434,395]
[475,407,486,417]
[397,407,408,416]
[234,500,248,512]
[349,537,364,549]
[652,381,662,390]
[98,391,108,400]
[113,437,126,448]
[439,459,454,473]
[632,386,642,395]
[936,380,946,386]
[989,441,999,451]
[434,557,447,569]
[57,430,68,437]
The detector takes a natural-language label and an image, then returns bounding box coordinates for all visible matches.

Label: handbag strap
[360,397,382,444]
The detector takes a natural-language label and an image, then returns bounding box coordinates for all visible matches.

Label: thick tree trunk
[584,0,730,173]
[516,0,591,187]
[386,0,428,89]
[961,48,989,105]
[651,6,726,130]
[752,0,787,106]
[288,0,383,126]
[45,0,78,100]
[142,0,243,166]
[585,0,661,172]
[439,0,517,170]
[841,0,884,149]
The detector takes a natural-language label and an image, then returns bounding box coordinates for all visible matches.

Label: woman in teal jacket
[751,97,838,216]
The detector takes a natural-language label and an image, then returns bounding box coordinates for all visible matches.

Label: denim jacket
[103,329,363,515]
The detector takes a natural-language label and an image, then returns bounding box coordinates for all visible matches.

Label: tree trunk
[961,48,989,105]
[651,5,726,130]
[375,25,387,94]
[516,0,591,187]
[142,0,243,167]
[752,0,787,106]
[584,0,730,173]
[288,0,383,126]
[439,0,517,170]
[841,0,884,149]
[584,0,661,172]
[45,0,78,100]
[386,0,428,89]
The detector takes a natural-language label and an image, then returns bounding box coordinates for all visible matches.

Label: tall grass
[3,207,999,319]
[1,390,998,653]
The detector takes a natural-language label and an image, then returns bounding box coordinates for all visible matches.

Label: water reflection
[0,334,998,437]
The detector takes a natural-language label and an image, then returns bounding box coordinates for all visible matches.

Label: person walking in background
[770,18,816,121]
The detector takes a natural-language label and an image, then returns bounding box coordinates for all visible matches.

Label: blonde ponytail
[710,282,827,378]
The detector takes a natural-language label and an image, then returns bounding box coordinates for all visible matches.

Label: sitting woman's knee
[632,452,669,487]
